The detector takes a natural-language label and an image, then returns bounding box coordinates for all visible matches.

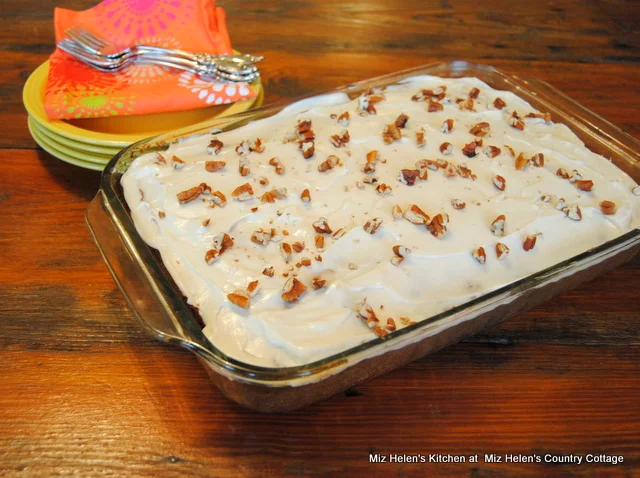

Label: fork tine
[66,26,110,54]
[72,25,110,48]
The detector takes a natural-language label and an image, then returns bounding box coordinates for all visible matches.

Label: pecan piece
[427,213,449,239]
[428,99,444,112]
[575,180,594,192]
[177,183,207,204]
[523,233,541,251]
[395,113,409,128]
[398,169,420,186]
[263,266,275,277]
[556,168,570,179]
[268,157,285,175]
[415,128,426,148]
[563,205,582,221]
[493,175,506,191]
[531,153,545,167]
[382,123,402,144]
[239,158,250,177]
[205,160,226,172]
[515,153,530,171]
[375,183,392,196]
[451,198,466,210]
[472,247,486,264]
[171,156,185,169]
[207,139,223,155]
[392,204,403,219]
[390,245,411,265]
[440,142,453,155]
[440,119,454,133]
[282,277,307,302]
[493,97,507,110]
[311,277,326,290]
[292,241,305,253]
[227,290,250,309]
[469,87,480,99]
[485,146,501,158]
[600,200,616,215]
[363,217,383,234]
[280,242,292,261]
[469,122,490,137]
[318,155,340,172]
[508,112,525,131]
[314,234,325,250]
[462,140,481,158]
[300,188,311,203]
[490,214,506,237]
[330,130,350,148]
[299,140,315,159]
[231,182,254,201]
[495,242,510,260]
[313,217,332,234]
[403,204,430,225]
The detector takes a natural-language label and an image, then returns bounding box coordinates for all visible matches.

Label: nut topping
[330,130,350,148]
[451,198,466,210]
[382,123,402,144]
[171,156,185,169]
[280,242,292,261]
[314,234,325,250]
[428,99,444,112]
[398,169,421,186]
[300,188,311,203]
[391,245,411,265]
[231,182,254,201]
[282,277,307,302]
[495,242,510,260]
[462,140,482,158]
[395,113,409,128]
[258,176,269,186]
[493,97,507,110]
[403,204,430,225]
[493,175,506,191]
[262,266,275,277]
[207,139,223,155]
[490,214,506,237]
[239,158,250,176]
[311,277,327,290]
[508,112,525,131]
[515,152,530,171]
[485,145,501,158]
[415,128,426,148]
[251,230,271,246]
[600,200,616,215]
[575,180,594,192]
[439,142,453,155]
[440,119,454,133]
[415,160,430,180]
[523,233,541,251]
[375,183,393,196]
[313,217,332,234]
[299,140,315,159]
[177,183,208,204]
[556,168,570,179]
[504,145,515,157]
[563,205,582,221]
[227,290,250,309]
[427,213,449,239]
[363,217,383,234]
[236,138,264,156]
[472,247,486,264]
[318,155,340,172]
[205,160,226,172]
[469,87,480,99]
[392,204,403,219]
[292,241,305,253]
[268,157,285,175]
[531,153,545,167]
[337,111,350,126]
[469,122,490,137]
[210,191,227,207]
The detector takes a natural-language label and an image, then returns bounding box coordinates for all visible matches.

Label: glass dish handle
[86,191,187,343]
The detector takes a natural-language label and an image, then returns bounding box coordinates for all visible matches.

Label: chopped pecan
[469,122,490,137]
[531,153,545,167]
[318,155,340,172]
[314,234,325,250]
[415,160,430,180]
[439,142,453,155]
[472,247,486,264]
[415,128,426,148]
[504,145,515,157]
[451,198,466,210]
[251,230,271,246]
[300,188,311,203]
[428,99,444,112]
[231,183,254,201]
[280,242,292,261]
[299,140,315,159]
[575,180,594,192]
[311,277,327,290]
[457,163,477,180]
[207,139,223,155]
[523,233,541,251]
[569,170,583,183]
[392,204,403,219]
[398,169,420,186]
[556,168,570,179]
[600,200,616,215]
[563,205,582,221]
[403,204,430,224]
[427,213,449,239]
[375,183,392,196]
[177,183,207,204]
[330,130,350,148]
[459,98,475,112]
[268,157,285,175]
[258,176,269,186]
[263,266,275,277]
[485,146,501,158]
[363,217,383,234]
[357,300,379,328]
[292,241,305,253]
[440,119,454,133]
[490,214,506,237]
[337,112,350,126]
[282,277,307,302]
[391,245,411,265]
[210,191,227,207]
[313,217,332,234]
[228,290,250,309]
[462,140,481,158]
[515,152,530,171]
[469,87,480,99]
[158,211,166,219]
[239,158,250,177]
[395,113,409,128]
[508,112,525,131]
[495,242,510,260]
[382,123,402,144]
[493,97,507,110]
[493,175,506,191]
[171,156,185,169]
[332,228,346,239]
[205,160,226,172]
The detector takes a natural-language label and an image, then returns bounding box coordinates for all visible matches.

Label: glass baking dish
[86,61,640,412]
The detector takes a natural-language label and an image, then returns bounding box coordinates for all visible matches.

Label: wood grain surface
[1,1,639,476]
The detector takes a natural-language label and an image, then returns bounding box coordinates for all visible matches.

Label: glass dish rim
[96,60,640,384]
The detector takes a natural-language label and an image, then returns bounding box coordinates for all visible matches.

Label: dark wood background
[1,1,638,476]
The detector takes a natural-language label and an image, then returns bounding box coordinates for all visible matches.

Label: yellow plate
[29,117,112,164]
[23,59,263,148]
[27,117,104,171]
[30,116,123,156]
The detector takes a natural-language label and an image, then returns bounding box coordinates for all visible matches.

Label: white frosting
[121,75,639,368]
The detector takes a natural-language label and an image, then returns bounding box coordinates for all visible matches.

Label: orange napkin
[44,0,256,120]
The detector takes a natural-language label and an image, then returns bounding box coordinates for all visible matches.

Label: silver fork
[58,38,260,83]
[66,25,264,65]
[61,26,261,82]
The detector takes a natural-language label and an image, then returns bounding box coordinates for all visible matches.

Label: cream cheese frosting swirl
[122,75,640,367]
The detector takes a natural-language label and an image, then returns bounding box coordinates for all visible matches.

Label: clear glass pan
[86,61,640,412]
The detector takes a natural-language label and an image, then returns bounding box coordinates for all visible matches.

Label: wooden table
[2,1,638,476]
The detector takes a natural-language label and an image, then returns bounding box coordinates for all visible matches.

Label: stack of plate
[23,61,264,171]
